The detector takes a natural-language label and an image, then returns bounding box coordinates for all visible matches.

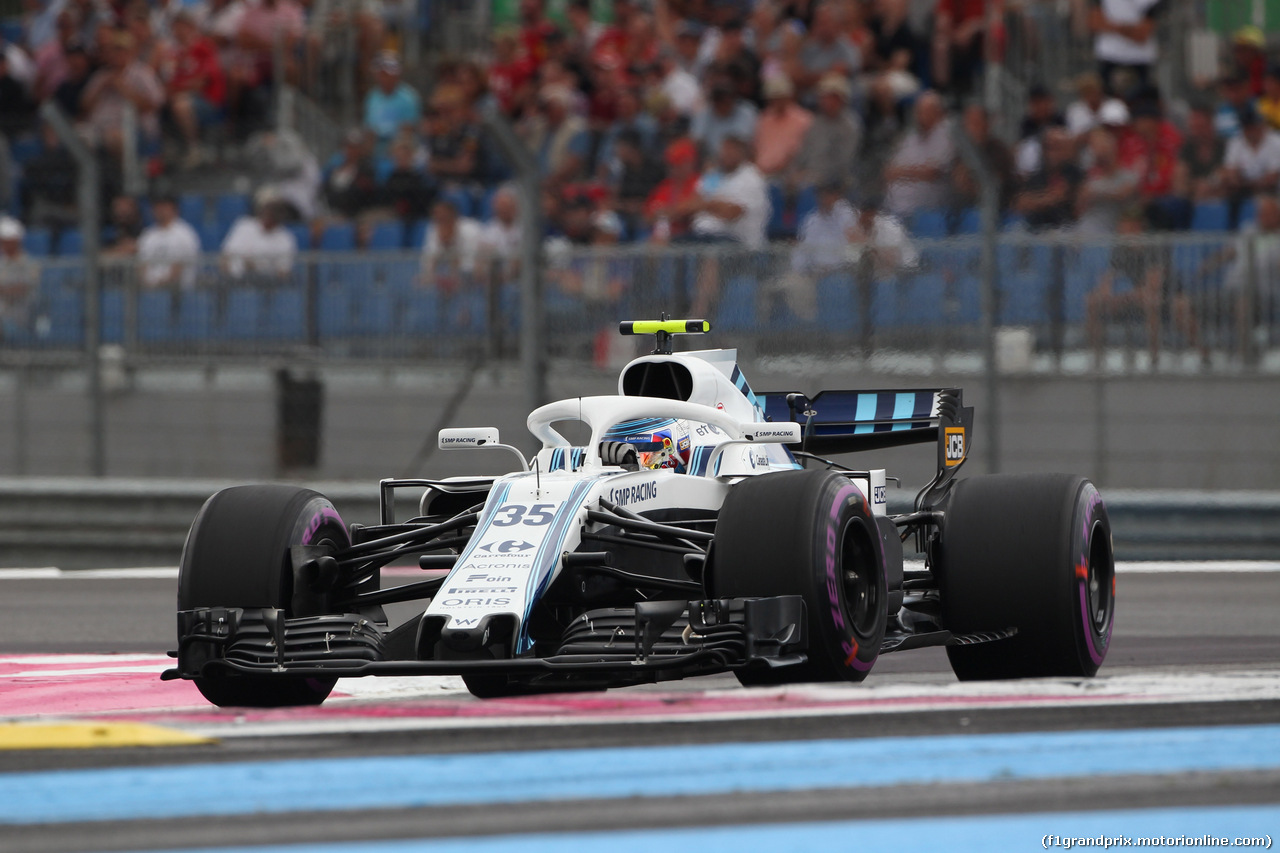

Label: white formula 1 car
[166,319,1115,704]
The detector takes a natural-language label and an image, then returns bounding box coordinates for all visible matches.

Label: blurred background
[0,0,1277,493]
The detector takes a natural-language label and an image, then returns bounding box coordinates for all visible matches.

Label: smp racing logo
[608,482,658,506]
[944,427,966,467]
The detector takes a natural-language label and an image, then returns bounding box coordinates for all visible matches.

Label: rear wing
[758,388,974,472]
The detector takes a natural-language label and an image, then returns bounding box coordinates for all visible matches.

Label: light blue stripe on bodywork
[123,805,1280,853]
[892,392,917,431]
[518,478,594,650]
[854,393,878,434]
[4,725,1278,825]
[424,481,512,615]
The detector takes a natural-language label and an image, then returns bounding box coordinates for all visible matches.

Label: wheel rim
[839,517,881,638]
[1085,519,1115,633]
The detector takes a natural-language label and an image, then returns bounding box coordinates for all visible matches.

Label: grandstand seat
[408,218,431,249]
[815,273,856,331]
[175,290,215,340]
[100,288,125,343]
[713,275,757,332]
[441,289,488,334]
[199,221,224,252]
[794,185,818,226]
[320,222,357,251]
[1191,201,1230,232]
[22,228,51,257]
[8,135,41,164]
[955,207,981,235]
[909,209,948,239]
[948,272,982,324]
[441,188,473,217]
[1064,245,1111,323]
[317,273,353,338]
[1238,197,1258,227]
[44,290,83,345]
[285,221,311,250]
[223,288,261,338]
[478,187,498,221]
[265,287,306,339]
[138,291,173,342]
[403,289,437,334]
[896,272,950,325]
[178,194,206,228]
[368,220,404,251]
[215,194,251,234]
[352,286,393,334]
[56,228,82,256]
[766,184,788,239]
[39,263,80,297]
[376,258,419,291]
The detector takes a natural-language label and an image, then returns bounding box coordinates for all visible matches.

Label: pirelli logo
[944,427,966,467]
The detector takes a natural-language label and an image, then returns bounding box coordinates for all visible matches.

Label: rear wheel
[178,485,350,707]
[713,469,887,685]
[937,473,1115,680]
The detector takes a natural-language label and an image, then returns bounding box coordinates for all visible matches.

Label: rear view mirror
[438,427,501,449]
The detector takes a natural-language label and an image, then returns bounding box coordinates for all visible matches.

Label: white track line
[174,668,1280,739]
[0,562,1277,580]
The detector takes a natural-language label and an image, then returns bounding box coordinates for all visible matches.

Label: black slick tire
[178,485,349,707]
[937,473,1115,680]
[712,469,887,685]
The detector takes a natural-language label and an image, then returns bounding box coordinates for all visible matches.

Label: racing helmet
[602,419,692,473]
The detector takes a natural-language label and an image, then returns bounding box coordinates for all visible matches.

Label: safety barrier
[1,231,1275,368]
[0,479,1274,569]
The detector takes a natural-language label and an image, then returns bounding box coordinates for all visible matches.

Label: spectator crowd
[2,0,1280,345]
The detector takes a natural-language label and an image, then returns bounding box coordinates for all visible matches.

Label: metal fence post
[121,102,144,197]
[40,102,105,477]
[1242,230,1259,368]
[481,105,547,414]
[954,125,1001,474]
[12,359,28,476]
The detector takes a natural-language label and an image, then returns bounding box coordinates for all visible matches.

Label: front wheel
[712,469,888,685]
[937,473,1115,680]
[178,485,350,707]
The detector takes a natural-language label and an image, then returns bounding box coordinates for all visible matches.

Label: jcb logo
[944,427,966,467]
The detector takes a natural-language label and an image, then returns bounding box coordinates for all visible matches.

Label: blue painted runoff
[125,805,1280,853]
[4,724,1278,825]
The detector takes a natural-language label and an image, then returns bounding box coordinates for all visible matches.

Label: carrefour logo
[478,539,535,554]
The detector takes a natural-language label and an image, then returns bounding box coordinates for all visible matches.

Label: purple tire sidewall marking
[1076,483,1111,666]
[825,484,879,672]
[299,504,348,547]
[296,501,347,693]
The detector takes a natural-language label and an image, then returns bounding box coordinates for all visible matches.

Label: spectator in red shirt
[518,0,558,67]
[1120,97,1185,228]
[645,137,701,242]
[488,31,537,116]
[1231,26,1267,97]
[592,0,638,64]
[167,11,226,168]
[933,0,1002,97]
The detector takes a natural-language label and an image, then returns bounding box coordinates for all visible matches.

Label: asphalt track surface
[1,569,1278,853]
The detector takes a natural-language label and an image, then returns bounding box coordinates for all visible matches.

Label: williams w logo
[944,427,966,467]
